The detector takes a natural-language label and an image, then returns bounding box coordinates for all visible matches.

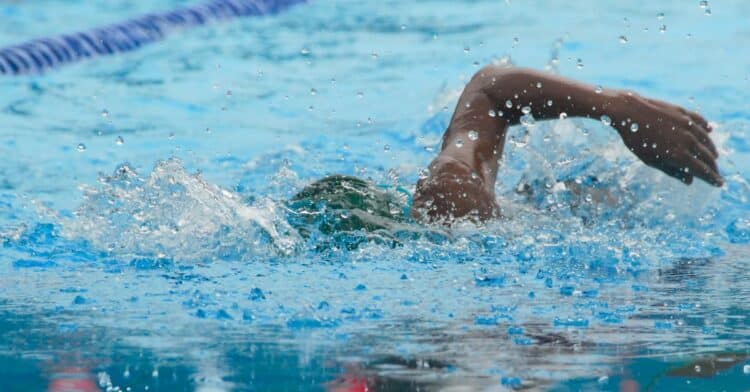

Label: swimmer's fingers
[689,126,719,159]
[687,134,720,174]
[660,164,693,185]
[677,151,723,187]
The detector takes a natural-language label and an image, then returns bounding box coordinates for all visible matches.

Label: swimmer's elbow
[468,65,535,101]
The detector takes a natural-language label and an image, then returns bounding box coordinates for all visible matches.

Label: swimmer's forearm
[471,66,623,128]
[468,65,722,186]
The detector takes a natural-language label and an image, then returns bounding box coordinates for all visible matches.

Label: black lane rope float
[0,0,307,75]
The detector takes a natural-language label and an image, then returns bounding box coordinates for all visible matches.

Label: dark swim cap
[288,175,409,236]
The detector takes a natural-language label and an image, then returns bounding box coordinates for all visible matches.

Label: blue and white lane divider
[0,0,307,76]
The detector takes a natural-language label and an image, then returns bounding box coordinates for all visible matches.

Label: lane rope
[0,0,307,75]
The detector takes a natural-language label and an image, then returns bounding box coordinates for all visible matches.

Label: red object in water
[48,368,99,392]
[328,372,370,392]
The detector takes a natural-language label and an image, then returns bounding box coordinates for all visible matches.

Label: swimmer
[293,65,721,229]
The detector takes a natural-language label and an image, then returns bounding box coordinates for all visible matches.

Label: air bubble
[744,364,750,374]
[356,92,364,99]
[468,130,479,141]
[300,48,310,55]
[536,82,542,88]
[101,109,109,118]
[631,123,640,132]
[454,138,464,148]
[699,0,708,8]
[595,86,603,94]
[310,88,317,96]
[547,100,553,106]
[576,58,584,69]
[116,136,124,145]
[704,8,711,16]
[559,112,568,120]
[657,12,665,20]
[383,144,390,153]
[619,35,628,44]
[505,100,513,108]
[521,106,532,115]
[488,109,496,117]
[600,115,612,126]
[660,25,667,33]
[76,143,86,152]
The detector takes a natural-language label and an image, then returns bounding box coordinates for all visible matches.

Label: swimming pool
[1,0,749,390]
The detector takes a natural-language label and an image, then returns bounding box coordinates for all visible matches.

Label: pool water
[1,0,750,391]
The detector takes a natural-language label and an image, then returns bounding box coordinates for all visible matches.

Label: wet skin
[411,65,722,223]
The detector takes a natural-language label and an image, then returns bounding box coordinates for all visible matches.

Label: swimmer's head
[288,175,407,236]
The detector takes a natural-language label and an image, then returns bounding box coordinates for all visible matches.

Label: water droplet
[660,25,667,33]
[468,130,479,141]
[76,143,86,152]
[600,115,612,126]
[520,114,536,127]
[595,85,603,94]
[115,136,124,145]
[454,138,464,148]
[488,109,496,117]
[631,123,640,132]
[505,100,513,108]
[512,130,530,147]
[559,112,568,120]
[418,168,430,180]
[521,106,532,115]
[619,35,628,44]
[100,109,109,118]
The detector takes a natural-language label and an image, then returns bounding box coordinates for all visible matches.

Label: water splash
[60,158,300,262]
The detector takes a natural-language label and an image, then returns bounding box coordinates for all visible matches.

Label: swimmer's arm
[412,66,722,224]
[474,66,722,186]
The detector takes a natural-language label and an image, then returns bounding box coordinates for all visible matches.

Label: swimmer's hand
[612,93,722,186]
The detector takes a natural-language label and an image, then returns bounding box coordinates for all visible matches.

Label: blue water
[1,1,750,391]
